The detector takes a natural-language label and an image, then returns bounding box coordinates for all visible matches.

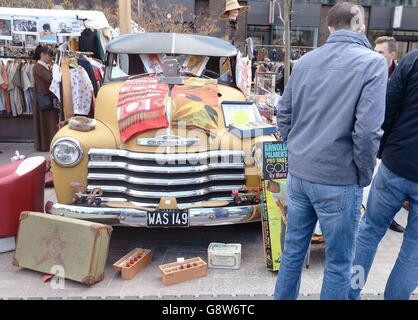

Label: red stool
[0,157,46,238]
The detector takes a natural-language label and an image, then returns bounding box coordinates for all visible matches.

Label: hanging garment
[12,62,25,115]
[28,63,35,88]
[86,56,105,87]
[0,61,11,114]
[7,62,17,117]
[79,29,99,58]
[0,61,5,112]
[96,30,105,61]
[49,67,61,101]
[27,63,35,112]
[49,54,62,102]
[0,89,4,112]
[60,55,74,120]
[69,37,80,52]
[22,63,33,113]
[77,58,98,95]
[93,67,104,88]
[97,28,113,62]
[70,66,94,116]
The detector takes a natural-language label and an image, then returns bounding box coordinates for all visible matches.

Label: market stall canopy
[0,7,109,30]
[107,33,239,57]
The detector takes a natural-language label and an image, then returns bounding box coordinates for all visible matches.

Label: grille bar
[87,173,245,186]
[87,184,244,199]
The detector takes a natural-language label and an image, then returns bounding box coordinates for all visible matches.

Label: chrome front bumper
[46,202,260,227]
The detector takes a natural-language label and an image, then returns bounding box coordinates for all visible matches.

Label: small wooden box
[159,257,208,286]
[113,248,152,280]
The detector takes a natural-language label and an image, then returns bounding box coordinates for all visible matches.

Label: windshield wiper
[128,72,163,80]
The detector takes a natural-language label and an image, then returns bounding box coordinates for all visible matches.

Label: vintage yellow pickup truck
[46,33,277,227]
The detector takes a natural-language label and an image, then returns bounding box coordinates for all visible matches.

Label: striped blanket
[117,77,169,143]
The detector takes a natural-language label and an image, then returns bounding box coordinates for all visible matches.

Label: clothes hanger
[77,16,89,31]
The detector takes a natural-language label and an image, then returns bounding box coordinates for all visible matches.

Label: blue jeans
[349,164,418,300]
[274,174,363,300]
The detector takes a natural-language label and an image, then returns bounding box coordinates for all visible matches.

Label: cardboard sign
[258,141,288,271]
[235,52,252,96]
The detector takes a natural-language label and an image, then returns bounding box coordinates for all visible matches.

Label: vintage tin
[208,243,242,270]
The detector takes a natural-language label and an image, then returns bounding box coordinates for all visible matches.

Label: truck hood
[95,77,247,153]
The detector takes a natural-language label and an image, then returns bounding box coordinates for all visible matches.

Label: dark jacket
[379,49,418,182]
[79,29,99,58]
[277,30,388,187]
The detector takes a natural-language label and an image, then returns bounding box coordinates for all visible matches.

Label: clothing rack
[0,56,35,60]
[56,42,95,60]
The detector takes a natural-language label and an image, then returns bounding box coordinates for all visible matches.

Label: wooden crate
[113,248,152,280]
[159,257,208,286]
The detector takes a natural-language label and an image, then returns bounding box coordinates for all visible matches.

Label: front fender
[51,120,117,204]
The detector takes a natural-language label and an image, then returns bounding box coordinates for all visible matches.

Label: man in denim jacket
[275,2,387,300]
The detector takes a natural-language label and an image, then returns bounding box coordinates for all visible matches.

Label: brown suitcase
[13,212,113,285]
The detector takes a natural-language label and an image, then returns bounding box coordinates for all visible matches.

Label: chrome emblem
[137,135,200,147]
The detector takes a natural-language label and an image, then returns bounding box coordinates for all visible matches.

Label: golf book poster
[258,141,288,271]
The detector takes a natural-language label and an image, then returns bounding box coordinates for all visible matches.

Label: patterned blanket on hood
[117,77,169,143]
[117,77,220,143]
[171,78,220,135]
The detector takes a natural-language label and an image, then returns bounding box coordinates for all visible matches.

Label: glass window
[293,0,418,5]
[272,26,319,48]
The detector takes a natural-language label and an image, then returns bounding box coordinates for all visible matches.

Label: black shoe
[390,220,405,233]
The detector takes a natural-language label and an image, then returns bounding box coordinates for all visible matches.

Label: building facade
[139,0,418,57]
[246,0,418,58]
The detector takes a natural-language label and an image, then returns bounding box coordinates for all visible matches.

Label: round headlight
[51,138,83,167]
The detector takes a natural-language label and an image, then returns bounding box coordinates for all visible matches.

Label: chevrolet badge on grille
[137,135,200,147]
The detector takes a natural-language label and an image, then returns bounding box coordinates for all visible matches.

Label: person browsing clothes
[33,45,59,152]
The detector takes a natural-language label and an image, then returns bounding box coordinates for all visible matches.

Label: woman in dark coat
[33,45,59,151]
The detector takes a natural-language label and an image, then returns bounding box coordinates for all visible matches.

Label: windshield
[108,53,235,85]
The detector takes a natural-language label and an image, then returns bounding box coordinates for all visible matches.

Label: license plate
[146,209,190,228]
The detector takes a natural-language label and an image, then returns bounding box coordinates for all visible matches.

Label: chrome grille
[87,149,246,206]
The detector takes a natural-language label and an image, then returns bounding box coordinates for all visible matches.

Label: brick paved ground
[0,143,416,300]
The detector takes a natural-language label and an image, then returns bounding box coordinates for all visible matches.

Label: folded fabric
[172,78,221,135]
[117,77,169,143]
